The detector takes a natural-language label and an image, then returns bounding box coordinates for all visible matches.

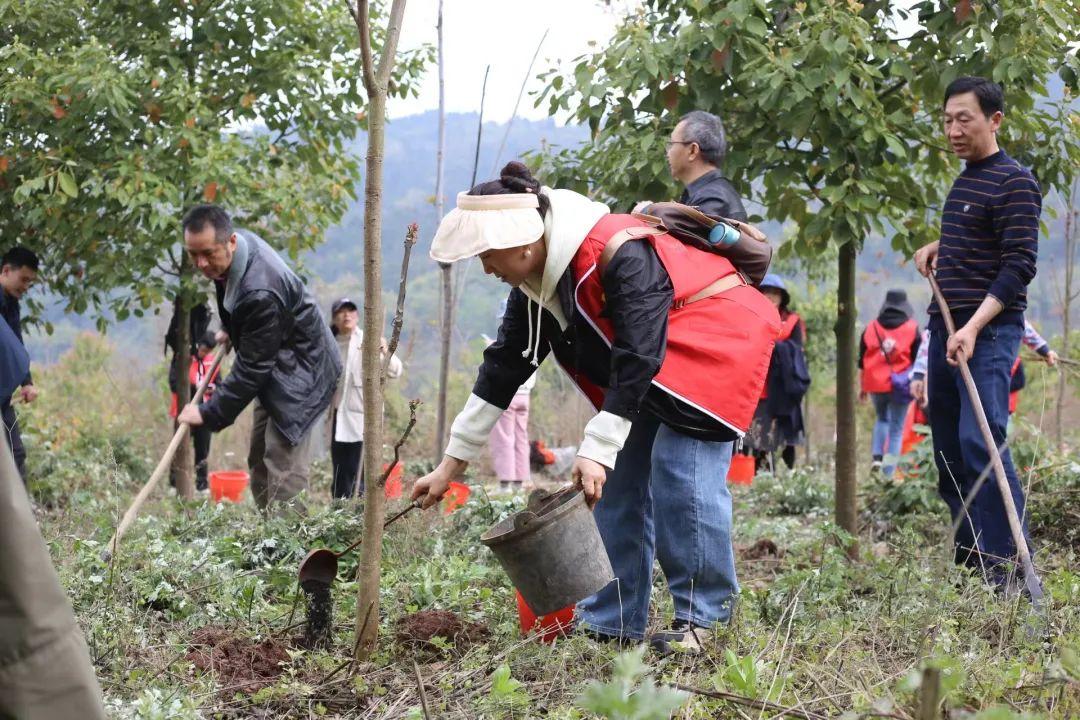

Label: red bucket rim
[210,470,249,483]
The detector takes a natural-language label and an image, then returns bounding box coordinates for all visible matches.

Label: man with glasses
[666,110,747,221]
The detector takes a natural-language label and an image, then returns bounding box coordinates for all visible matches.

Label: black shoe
[579,627,637,648]
[648,620,714,656]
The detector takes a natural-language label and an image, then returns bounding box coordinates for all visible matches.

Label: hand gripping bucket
[481,488,614,616]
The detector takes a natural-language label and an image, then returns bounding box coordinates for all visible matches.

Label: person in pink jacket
[487,299,536,492]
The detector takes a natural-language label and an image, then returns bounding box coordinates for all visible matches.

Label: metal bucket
[480,488,614,616]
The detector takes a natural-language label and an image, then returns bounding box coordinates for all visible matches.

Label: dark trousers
[1,401,26,482]
[751,446,795,472]
[192,425,212,491]
[331,439,364,499]
[928,321,1028,576]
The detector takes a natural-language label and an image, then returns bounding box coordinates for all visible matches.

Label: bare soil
[186,626,292,694]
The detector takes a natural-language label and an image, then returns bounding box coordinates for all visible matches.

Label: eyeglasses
[665,140,694,148]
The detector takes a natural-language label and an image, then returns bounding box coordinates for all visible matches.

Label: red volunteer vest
[761,312,803,400]
[860,319,918,394]
[168,353,220,418]
[560,214,781,435]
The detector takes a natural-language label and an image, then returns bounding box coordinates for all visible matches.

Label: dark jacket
[1,313,30,403]
[199,231,341,445]
[476,241,737,442]
[0,292,31,387]
[679,169,748,222]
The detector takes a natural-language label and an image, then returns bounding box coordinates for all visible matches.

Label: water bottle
[707,220,741,247]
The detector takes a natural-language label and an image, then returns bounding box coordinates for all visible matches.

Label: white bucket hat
[430,191,544,264]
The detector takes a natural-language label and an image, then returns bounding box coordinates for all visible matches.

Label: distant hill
[307,111,588,283]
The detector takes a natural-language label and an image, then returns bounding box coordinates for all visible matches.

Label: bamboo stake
[103,349,228,561]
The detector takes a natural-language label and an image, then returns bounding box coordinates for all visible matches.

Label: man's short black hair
[182,204,233,243]
[1,246,40,272]
[943,76,1005,118]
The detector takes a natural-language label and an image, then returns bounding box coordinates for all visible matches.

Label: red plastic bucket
[443,481,471,514]
[209,470,249,503]
[383,461,403,499]
[727,453,755,485]
[516,589,574,643]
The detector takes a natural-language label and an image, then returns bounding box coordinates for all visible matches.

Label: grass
[18,335,1080,718]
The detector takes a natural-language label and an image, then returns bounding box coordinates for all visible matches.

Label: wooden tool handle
[103,349,229,561]
[926,275,1042,601]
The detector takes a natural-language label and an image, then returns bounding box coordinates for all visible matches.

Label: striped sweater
[929,150,1041,328]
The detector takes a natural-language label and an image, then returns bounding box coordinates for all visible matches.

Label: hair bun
[499,161,540,193]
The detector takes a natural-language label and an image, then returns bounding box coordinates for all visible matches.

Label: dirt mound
[740,538,782,560]
[187,626,291,693]
[395,609,489,651]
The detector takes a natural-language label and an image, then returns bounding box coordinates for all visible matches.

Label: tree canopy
[0,0,429,329]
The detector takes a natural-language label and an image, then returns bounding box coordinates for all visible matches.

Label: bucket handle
[526,485,575,513]
[514,511,539,532]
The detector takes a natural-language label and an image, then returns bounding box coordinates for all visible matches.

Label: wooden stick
[103,349,228,561]
[383,223,417,376]
[926,275,1042,602]
[672,683,828,720]
[413,661,432,719]
[918,667,941,720]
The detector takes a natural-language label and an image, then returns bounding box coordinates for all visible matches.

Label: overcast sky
[387,1,630,122]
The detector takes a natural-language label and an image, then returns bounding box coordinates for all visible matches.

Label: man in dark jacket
[0,246,40,481]
[177,205,341,511]
[667,110,748,222]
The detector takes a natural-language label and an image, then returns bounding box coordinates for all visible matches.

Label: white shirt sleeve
[444,393,506,462]
[577,411,633,469]
[386,352,404,379]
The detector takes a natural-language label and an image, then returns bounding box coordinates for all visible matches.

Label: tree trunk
[834,240,858,555]
[171,255,194,500]
[1057,180,1076,451]
[434,0,450,462]
[352,0,408,663]
[356,85,388,662]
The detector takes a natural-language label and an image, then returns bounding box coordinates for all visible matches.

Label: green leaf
[745,16,767,37]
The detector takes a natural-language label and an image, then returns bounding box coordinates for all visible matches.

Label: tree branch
[356,0,376,94]
[376,0,409,88]
[341,0,358,26]
[384,222,417,378]
[877,78,907,100]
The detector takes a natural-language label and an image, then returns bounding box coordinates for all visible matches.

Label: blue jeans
[577,411,737,640]
[870,392,908,477]
[927,321,1029,575]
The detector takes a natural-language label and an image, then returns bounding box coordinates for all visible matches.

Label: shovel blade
[298,548,338,587]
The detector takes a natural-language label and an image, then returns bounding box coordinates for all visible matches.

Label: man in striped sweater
[913,76,1041,587]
